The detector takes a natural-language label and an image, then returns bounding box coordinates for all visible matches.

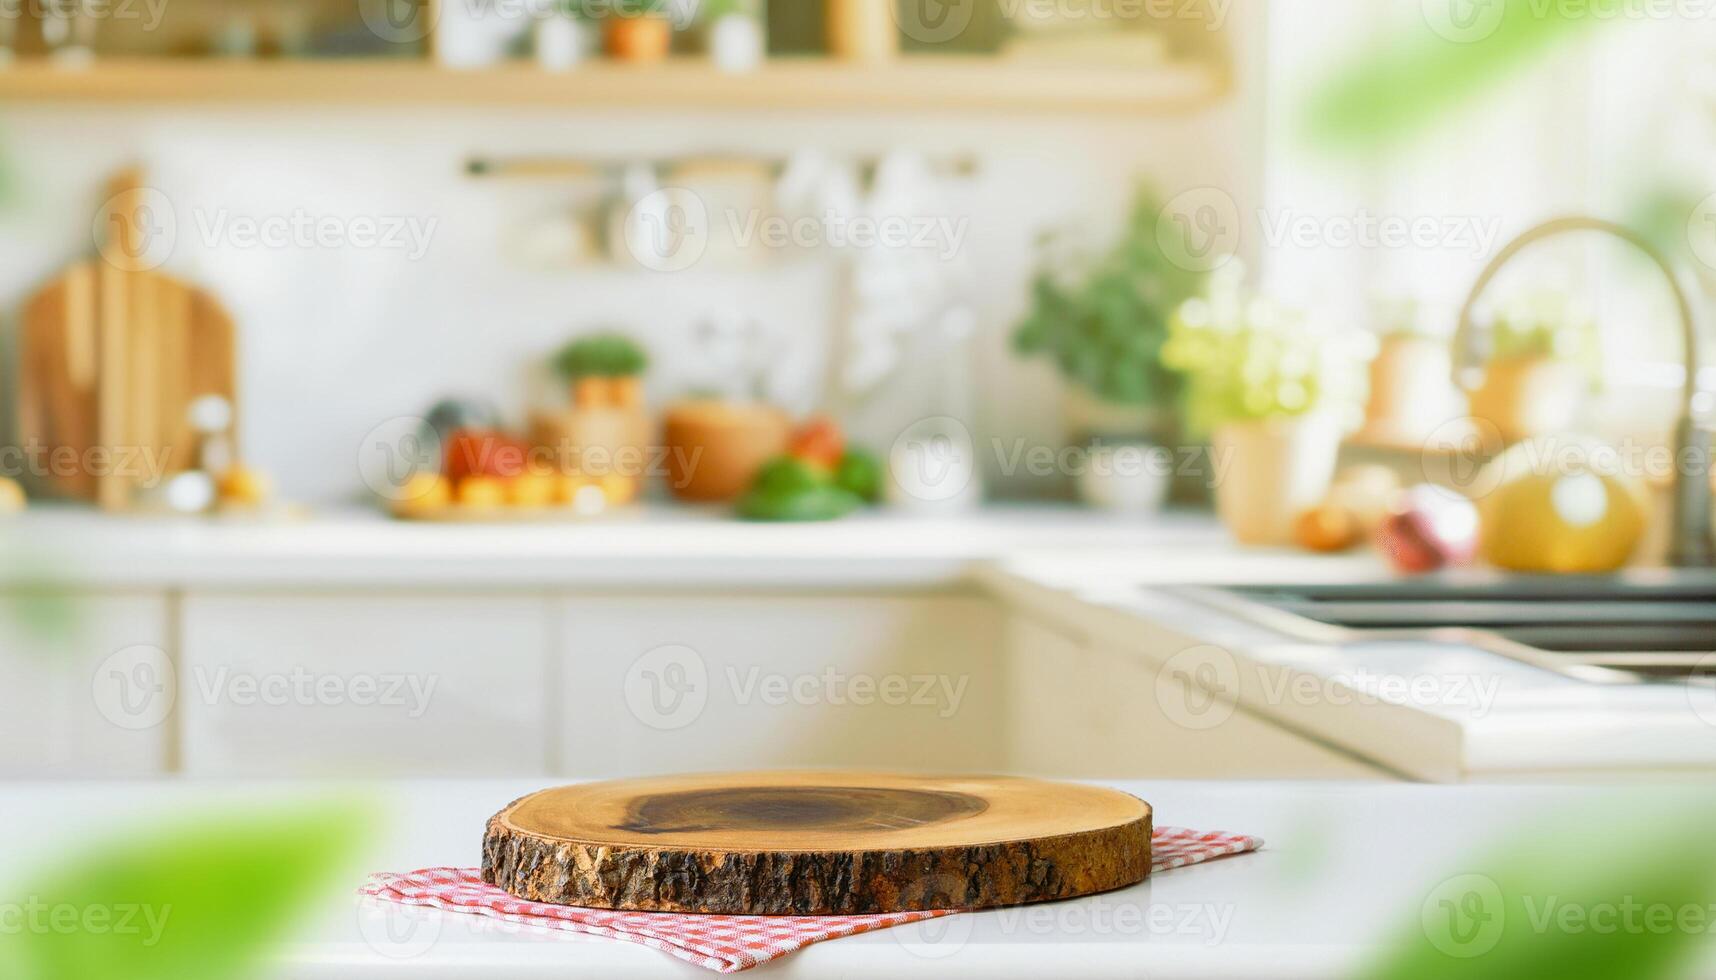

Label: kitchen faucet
[1451,216,1715,568]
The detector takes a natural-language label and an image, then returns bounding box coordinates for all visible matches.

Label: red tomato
[444,429,531,483]
[788,418,845,470]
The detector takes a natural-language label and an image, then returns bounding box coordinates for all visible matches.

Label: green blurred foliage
[1161,265,1371,434]
[1488,289,1601,371]
[0,544,85,658]
[833,448,884,503]
[1012,185,1203,412]
[738,455,863,521]
[1303,0,1622,154]
[0,801,373,980]
[1364,794,1716,980]
[551,333,649,380]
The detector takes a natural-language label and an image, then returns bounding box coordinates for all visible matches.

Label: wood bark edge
[480,796,1152,915]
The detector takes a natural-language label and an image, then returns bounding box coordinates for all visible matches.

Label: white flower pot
[535,16,590,72]
[710,15,763,73]
[1077,443,1173,515]
[1212,414,1342,546]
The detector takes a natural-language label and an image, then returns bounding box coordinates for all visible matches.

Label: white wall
[0,57,1266,503]
[1260,0,1715,440]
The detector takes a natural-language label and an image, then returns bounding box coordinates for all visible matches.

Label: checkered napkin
[359,826,1262,974]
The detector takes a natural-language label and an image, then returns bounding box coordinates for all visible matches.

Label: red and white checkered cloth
[360,826,1261,974]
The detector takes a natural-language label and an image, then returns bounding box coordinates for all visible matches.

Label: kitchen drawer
[179,594,551,776]
[1006,614,1389,780]
[0,593,169,776]
[558,595,1004,776]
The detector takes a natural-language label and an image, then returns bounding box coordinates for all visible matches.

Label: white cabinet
[178,594,551,776]
[0,593,170,776]
[558,596,1004,777]
[1006,614,1388,780]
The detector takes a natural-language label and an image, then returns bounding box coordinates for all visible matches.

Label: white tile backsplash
[0,103,1259,503]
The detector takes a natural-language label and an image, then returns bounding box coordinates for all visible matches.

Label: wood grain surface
[482,771,1153,915]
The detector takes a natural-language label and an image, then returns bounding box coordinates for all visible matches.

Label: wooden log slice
[482,771,1152,915]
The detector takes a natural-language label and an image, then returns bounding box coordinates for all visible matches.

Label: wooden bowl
[662,400,789,502]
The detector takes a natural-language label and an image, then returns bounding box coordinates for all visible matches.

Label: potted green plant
[539,333,652,504]
[1467,290,1595,445]
[1013,185,1204,510]
[552,332,649,410]
[604,0,673,61]
[1162,264,1370,545]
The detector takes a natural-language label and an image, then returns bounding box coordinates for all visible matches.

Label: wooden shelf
[0,57,1225,113]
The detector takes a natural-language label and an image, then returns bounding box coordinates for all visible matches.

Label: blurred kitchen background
[1,0,1714,784]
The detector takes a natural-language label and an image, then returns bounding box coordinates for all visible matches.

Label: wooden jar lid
[483,771,1152,915]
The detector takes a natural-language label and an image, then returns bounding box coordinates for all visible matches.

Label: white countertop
[985,559,1716,781]
[0,505,1374,590]
[8,504,1711,779]
[4,778,1708,979]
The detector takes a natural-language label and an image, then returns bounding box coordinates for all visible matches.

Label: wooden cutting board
[482,771,1153,915]
[17,169,237,507]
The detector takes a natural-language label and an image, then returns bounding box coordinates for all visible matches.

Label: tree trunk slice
[482,771,1152,915]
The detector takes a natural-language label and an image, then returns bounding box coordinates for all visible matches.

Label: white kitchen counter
[6,505,1710,782]
[1,778,1709,979]
[986,556,1716,782]
[0,504,1331,590]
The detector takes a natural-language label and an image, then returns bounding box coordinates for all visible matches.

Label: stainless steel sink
[1173,572,1716,685]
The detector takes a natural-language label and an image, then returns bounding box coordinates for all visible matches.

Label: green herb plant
[698,0,759,20]
[1487,289,1600,373]
[1012,185,1205,415]
[1160,263,1371,436]
[551,333,649,380]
